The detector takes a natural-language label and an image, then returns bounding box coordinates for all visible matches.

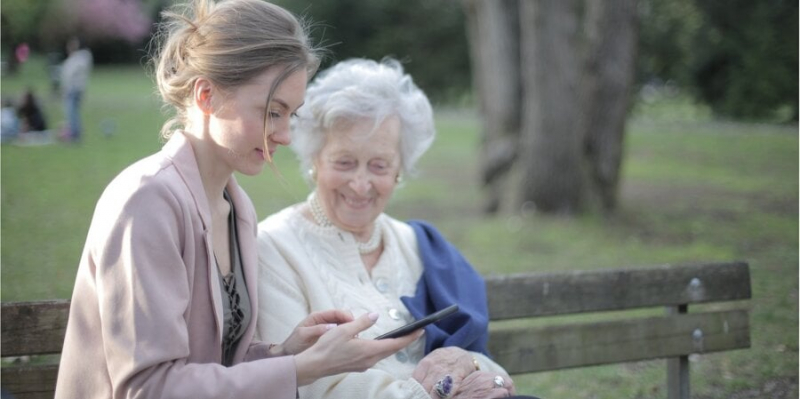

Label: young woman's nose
[270,121,292,146]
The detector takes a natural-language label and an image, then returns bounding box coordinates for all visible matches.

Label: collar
[162,131,214,231]
[160,131,254,234]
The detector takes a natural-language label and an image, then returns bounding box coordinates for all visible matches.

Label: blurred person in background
[256,58,540,399]
[17,89,48,133]
[54,1,419,398]
[1,96,20,143]
[59,36,92,142]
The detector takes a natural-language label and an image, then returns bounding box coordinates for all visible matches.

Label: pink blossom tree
[68,0,152,43]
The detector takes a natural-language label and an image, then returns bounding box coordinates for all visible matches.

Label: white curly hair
[291,58,436,184]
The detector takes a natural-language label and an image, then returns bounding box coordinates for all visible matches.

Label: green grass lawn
[2,57,797,398]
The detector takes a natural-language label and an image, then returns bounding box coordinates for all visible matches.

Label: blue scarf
[400,220,490,356]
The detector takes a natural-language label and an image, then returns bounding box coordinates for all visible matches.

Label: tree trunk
[580,0,639,212]
[464,0,638,215]
[518,0,586,214]
[462,0,521,214]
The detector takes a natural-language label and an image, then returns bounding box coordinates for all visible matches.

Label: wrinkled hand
[294,312,424,386]
[451,371,515,399]
[412,347,476,393]
[272,309,355,357]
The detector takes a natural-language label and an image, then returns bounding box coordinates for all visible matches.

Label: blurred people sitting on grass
[17,89,47,133]
[1,97,20,143]
[59,36,92,142]
[13,89,54,146]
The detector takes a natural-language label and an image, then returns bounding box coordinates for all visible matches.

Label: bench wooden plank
[1,300,70,357]
[1,364,59,399]
[1,262,750,356]
[486,261,750,320]
[488,309,750,374]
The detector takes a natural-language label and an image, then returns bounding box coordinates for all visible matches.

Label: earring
[199,90,212,115]
[395,174,403,183]
[309,168,316,181]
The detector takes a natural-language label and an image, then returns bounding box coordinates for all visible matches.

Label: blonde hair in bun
[149,0,321,141]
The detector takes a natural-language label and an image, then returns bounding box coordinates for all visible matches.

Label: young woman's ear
[193,78,214,115]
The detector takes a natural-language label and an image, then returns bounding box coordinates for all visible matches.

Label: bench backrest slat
[1,300,70,357]
[1,365,59,399]
[488,309,750,374]
[485,261,750,320]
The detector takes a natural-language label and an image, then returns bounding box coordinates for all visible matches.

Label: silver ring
[493,375,505,388]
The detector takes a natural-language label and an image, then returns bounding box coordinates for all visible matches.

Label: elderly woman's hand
[412,347,477,394]
[451,371,515,398]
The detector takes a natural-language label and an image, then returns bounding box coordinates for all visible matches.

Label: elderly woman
[256,59,537,399]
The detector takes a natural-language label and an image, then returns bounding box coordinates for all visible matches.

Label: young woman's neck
[183,130,232,207]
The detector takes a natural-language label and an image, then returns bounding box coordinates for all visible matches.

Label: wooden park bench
[1,260,751,399]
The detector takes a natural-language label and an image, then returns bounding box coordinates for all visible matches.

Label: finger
[411,359,431,383]
[422,370,446,393]
[299,323,337,340]
[303,309,354,327]
[414,356,450,392]
[360,328,424,366]
[507,381,516,395]
[334,312,380,337]
[426,373,456,399]
[498,374,515,395]
[490,377,514,397]
[415,349,469,390]
[336,328,425,374]
[486,388,511,399]
[413,349,447,383]
[379,328,423,349]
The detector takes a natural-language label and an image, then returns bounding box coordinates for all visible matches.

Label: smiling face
[314,115,402,234]
[207,68,307,176]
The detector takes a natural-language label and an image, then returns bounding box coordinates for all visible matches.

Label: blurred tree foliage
[1,0,158,65]
[1,0,52,49]
[269,0,471,104]
[3,0,795,120]
[638,0,798,121]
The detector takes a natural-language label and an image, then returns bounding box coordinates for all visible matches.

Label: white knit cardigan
[255,204,506,398]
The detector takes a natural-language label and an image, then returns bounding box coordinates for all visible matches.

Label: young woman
[54,2,419,398]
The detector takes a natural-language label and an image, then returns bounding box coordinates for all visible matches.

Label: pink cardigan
[55,132,297,399]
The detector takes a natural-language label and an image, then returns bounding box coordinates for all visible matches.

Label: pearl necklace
[308,192,383,255]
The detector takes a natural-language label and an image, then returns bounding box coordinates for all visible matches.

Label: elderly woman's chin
[338,207,383,230]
